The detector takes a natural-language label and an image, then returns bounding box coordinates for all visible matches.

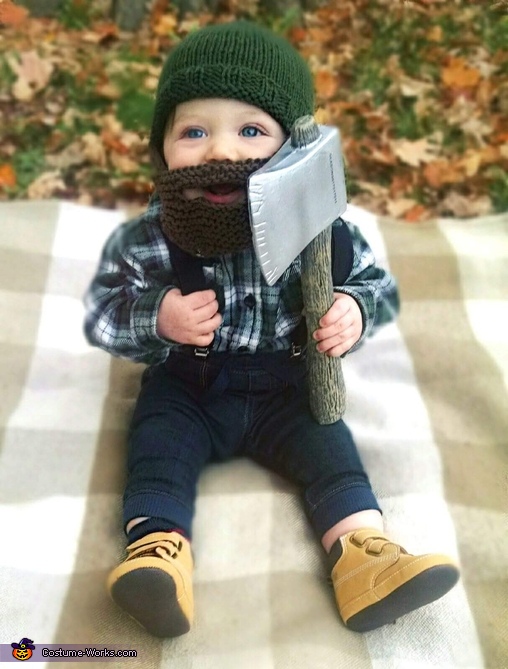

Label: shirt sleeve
[334,220,400,352]
[83,214,178,365]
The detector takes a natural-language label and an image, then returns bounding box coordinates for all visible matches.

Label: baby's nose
[205,137,239,162]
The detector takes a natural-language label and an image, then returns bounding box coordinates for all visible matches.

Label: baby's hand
[312,293,363,357]
[157,288,222,346]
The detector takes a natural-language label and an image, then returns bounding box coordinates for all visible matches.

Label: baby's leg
[249,387,459,632]
[108,366,212,638]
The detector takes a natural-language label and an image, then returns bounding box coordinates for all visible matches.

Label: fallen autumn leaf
[391,138,441,167]
[0,163,16,189]
[8,50,54,101]
[0,0,28,26]
[441,57,482,88]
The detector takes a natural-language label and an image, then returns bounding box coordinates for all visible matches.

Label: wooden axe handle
[300,225,346,424]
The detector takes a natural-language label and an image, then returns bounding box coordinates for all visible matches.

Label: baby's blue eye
[184,128,205,139]
[241,126,263,137]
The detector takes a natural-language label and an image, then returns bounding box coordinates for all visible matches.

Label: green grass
[116,89,154,132]
[351,61,391,106]
[10,147,47,193]
[50,69,109,114]
[259,6,302,37]
[0,57,16,95]
[488,168,508,212]
[57,0,96,30]
[390,99,432,141]
[476,13,508,53]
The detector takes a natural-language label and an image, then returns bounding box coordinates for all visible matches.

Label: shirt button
[243,294,256,308]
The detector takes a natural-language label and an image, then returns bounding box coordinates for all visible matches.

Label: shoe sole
[110,568,190,638]
[346,564,460,633]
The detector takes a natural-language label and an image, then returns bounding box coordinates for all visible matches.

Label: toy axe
[248,116,348,424]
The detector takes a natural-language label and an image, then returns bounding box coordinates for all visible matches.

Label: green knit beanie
[150,21,315,158]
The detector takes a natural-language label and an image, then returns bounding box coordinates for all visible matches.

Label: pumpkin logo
[11,638,35,661]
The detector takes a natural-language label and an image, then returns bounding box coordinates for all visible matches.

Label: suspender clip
[290,343,303,359]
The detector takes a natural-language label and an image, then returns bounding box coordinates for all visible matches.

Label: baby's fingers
[319,293,350,327]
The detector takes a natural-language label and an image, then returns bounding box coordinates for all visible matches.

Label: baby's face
[163,98,285,205]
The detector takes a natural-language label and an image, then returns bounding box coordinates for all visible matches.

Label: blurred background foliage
[0,0,507,220]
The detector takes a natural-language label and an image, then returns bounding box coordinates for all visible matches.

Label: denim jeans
[123,350,381,539]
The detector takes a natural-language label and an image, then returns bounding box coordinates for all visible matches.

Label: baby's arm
[84,218,190,364]
[157,288,222,347]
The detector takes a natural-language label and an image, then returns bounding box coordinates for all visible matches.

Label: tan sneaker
[107,531,193,638]
[331,528,460,632]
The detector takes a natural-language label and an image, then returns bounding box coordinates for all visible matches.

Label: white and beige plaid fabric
[1,200,506,668]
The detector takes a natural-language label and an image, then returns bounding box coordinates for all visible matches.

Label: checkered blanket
[1,200,506,668]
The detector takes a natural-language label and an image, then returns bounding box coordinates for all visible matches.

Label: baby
[84,21,459,638]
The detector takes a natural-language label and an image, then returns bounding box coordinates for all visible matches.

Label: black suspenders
[168,241,210,296]
[331,218,355,286]
[165,218,355,355]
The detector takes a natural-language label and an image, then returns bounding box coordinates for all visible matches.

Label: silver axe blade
[247,124,347,286]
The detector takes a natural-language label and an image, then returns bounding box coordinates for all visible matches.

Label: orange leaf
[423,160,463,188]
[0,0,29,26]
[153,13,177,36]
[315,70,338,101]
[150,0,170,24]
[403,204,429,223]
[101,130,129,155]
[426,25,443,42]
[457,151,482,177]
[307,27,335,44]
[81,22,119,44]
[289,26,307,44]
[387,198,419,218]
[441,58,481,88]
[0,164,17,189]
[479,145,501,164]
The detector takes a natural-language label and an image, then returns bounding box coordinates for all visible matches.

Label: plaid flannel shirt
[84,197,399,365]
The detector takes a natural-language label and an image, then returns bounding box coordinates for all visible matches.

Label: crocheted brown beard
[154,158,268,258]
